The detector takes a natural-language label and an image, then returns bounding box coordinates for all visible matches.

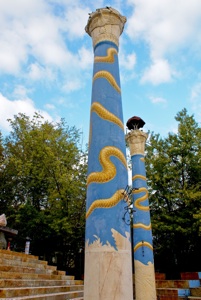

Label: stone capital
[85,7,126,48]
[126,130,148,156]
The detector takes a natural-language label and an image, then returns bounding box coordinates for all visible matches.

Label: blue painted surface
[189,280,200,288]
[178,288,190,296]
[85,40,130,249]
[131,153,155,265]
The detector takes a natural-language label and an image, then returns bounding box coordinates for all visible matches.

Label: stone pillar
[126,129,157,300]
[84,7,133,300]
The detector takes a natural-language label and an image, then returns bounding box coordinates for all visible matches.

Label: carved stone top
[126,130,148,156]
[85,7,127,48]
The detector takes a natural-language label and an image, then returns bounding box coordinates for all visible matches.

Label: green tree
[146,108,201,277]
[0,113,87,275]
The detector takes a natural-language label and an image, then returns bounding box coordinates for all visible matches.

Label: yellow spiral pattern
[93,71,121,94]
[132,174,146,182]
[87,146,127,186]
[94,48,118,63]
[133,223,151,230]
[134,241,153,252]
[133,187,149,211]
[91,102,124,130]
[133,176,150,229]
[89,102,124,147]
[86,189,124,219]
[87,46,125,219]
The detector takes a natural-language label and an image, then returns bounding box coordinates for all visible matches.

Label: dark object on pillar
[126,116,145,130]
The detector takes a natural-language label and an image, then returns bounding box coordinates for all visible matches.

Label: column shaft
[126,130,157,300]
[84,7,133,300]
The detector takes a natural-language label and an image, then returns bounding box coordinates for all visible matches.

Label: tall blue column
[126,129,157,300]
[84,7,133,300]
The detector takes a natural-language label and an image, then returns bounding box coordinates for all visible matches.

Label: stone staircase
[156,272,201,300]
[0,249,84,299]
[2,248,201,300]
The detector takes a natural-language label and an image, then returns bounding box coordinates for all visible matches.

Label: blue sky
[0,0,201,146]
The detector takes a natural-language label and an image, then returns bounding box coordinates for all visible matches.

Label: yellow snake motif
[133,223,151,230]
[87,146,127,186]
[134,241,153,252]
[89,102,124,147]
[94,48,118,63]
[93,71,121,94]
[132,159,152,253]
[132,174,146,182]
[133,187,149,211]
[91,102,124,130]
[133,174,151,238]
[86,189,125,218]
[86,47,125,219]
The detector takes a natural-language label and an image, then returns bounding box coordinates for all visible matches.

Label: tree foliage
[0,113,87,276]
[146,108,201,277]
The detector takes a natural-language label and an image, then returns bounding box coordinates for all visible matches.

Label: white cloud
[127,0,201,57]
[119,52,136,70]
[141,59,172,85]
[0,30,27,74]
[0,0,98,104]
[53,96,78,109]
[0,92,52,132]
[78,47,93,69]
[13,85,31,98]
[0,0,47,17]
[149,96,167,105]
[62,79,83,93]
[63,6,90,39]
[0,1,49,75]
[126,0,201,84]
[0,0,91,78]
[45,103,56,110]
[27,63,55,81]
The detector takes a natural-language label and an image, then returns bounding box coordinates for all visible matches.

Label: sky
[1,0,201,147]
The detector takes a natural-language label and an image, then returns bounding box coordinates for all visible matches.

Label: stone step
[0,257,56,271]
[0,249,84,299]
[0,271,74,281]
[0,256,47,267]
[0,251,47,265]
[0,285,84,298]
[190,287,201,297]
[157,287,190,298]
[156,280,200,289]
[0,279,83,288]
[181,273,201,280]
[0,290,84,299]
[0,265,65,276]
[155,273,166,280]
[157,296,186,300]
[0,249,38,260]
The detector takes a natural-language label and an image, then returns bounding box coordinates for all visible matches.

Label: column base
[84,249,133,300]
[84,230,133,300]
[134,259,157,300]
